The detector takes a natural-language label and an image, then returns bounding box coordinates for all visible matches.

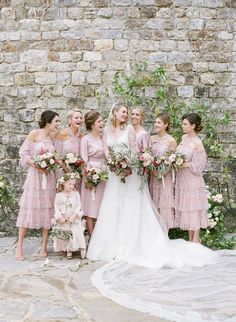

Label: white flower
[121,162,127,168]
[40,161,47,168]
[168,154,176,163]
[175,158,184,166]
[50,159,55,165]
[0,181,4,188]
[212,194,223,203]
[93,174,99,181]
[66,153,75,159]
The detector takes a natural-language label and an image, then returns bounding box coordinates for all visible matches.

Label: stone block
[114,39,129,51]
[14,73,35,85]
[94,0,110,7]
[107,61,126,70]
[63,86,79,98]
[52,19,74,31]
[77,62,91,71]
[200,73,216,85]
[35,72,56,85]
[192,62,208,72]
[86,71,102,84]
[42,31,60,40]
[92,18,109,29]
[21,31,41,41]
[57,72,71,85]
[149,52,167,63]
[111,0,132,5]
[78,39,94,50]
[72,71,86,85]
[103,50,122,61]
[155,0,172,6]
[62,63,77,71]
[48,62,63,72]
[60,31,84,39]
[18,110,35,122]
[0,75,14,86]
[19,19,40,31]
[84,97,98,110]
[26,99,43,109]
[20,50,48,71]
[84,51,102,61]
[100,30,122,39]
[67,7,84,19]
[0,32,21,41]
[177,86,193,97]
[48,97,67,109]
[1,8,15,19]
[4,53,19,63]
[18,87,41,98]
[98,8,113,17]
[94,39,113,52]
[71,51,83,62]
[194,86,209,98]
[190,19,205,30]
[160,39,176,51]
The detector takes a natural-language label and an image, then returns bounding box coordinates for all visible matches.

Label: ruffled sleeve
[190,149,207,176]
[74,191,84,218]
[19,138,33,169]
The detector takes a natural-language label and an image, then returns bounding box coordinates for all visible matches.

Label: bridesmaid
[131,106,151,150]
[80,111,106,236]
[175,113,209,243]
[53,109,83,185]
[150,113,177,230]
[16,110,60,260]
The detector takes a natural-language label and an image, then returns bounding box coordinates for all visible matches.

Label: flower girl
[51,173,86,259]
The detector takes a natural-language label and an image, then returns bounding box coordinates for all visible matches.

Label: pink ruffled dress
[16,139,56,229]
[174,143,209,230]
[80,134,106,219]
[135,129,151,151]
[149,141,175,230]
[52,191,86,252]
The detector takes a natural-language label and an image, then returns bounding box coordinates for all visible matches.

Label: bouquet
[152,155,171,188]
[165,151,187,183]
[83,167,108,200]
[107,147,132,183]
[50,224,73,240]
[34,150,60,190]
[132,149,154,190]
[61,152,85,177]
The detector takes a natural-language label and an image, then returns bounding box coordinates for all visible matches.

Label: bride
[87,103,217,268]
[86,103,236,322]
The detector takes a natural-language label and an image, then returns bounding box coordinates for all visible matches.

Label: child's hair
[56,173,79,192]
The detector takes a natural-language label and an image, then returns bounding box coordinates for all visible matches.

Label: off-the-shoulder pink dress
[175,143,209,230]
[135,129,151,151]
[80,134,106,219]
[150,140,175,230]
[16,139,56,229]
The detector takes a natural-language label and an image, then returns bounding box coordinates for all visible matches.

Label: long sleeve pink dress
[80,134,106,219]
[174,143,209,230]
[16,138,56,229]
[150,141,175,230]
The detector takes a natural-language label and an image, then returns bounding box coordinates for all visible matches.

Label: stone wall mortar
[0,0,235,192]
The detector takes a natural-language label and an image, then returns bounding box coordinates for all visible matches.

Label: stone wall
[0,0,236,191]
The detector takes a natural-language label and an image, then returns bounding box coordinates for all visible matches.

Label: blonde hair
[110,103,128,128]
[131,106,145,125]
[67,109,83,126]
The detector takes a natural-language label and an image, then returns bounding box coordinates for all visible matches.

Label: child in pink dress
[52,173,86,259]
[150,113,177,230]
[175,113,209,243]
[16,110,60,260]
[80,111,106,235]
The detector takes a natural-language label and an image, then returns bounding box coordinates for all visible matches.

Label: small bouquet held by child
[83,167,108,200]
[34,150,60,189]
[51,173,86,260]
[107,147,133,183]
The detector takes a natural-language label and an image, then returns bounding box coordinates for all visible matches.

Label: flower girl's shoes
[80,249,86,259]
[66,251,72,259]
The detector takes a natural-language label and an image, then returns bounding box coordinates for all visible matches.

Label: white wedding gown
[87,125,236,322]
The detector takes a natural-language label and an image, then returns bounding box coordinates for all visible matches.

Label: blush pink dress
[175,143,209,230]
[53,129,82,185]
[80,134,106,219]
[16,139,56,229]
[135,129,151,151]
[149,140,175,230]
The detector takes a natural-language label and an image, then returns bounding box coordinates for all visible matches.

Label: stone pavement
[0,237,169,322]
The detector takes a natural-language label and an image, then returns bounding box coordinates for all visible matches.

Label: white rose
[66,153,75,159]
[40,161,47,168]
[212,194,223,203]
[93,174,99,181]
[50,159,55,165]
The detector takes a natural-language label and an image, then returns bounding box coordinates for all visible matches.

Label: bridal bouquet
[132,149,154,190]
[61,152,85,177]
[83,167,108,200]
[107,147,132,183]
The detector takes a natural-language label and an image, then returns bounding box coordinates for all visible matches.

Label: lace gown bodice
[105,125,131,153]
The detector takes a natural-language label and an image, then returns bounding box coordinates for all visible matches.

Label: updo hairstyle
[84,111,101,131]
[182,112,203,132]
[38,110,59,129]
[156,112,170,131]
